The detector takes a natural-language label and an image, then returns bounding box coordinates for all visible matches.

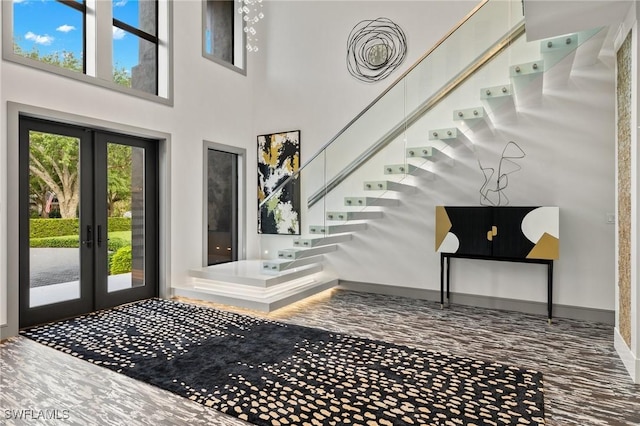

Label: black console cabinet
[435,206,559,322]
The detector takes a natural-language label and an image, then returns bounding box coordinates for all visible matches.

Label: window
[4,0,170,102]
[112,0,158,94]
[203,141,246,266]
[203,0,246,74]
[12,0,86,73]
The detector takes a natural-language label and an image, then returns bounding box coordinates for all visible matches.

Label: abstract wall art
[478,141,526,206]
[257,130,301,235]
[346,17,407,83]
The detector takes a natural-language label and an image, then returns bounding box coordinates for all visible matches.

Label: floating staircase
[178,15,608,312]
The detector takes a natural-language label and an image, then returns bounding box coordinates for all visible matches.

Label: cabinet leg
[548,261,553,323]
[440,254,444,308]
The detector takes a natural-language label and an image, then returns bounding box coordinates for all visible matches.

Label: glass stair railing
[258,0,606,273]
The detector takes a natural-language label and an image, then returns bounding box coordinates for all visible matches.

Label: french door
[19,117,159,328]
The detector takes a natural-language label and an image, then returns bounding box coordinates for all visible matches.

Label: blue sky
[13,0,141,73]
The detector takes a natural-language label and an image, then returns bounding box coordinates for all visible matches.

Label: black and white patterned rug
[22,298,545,425]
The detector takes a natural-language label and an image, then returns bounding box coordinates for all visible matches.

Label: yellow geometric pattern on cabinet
[435,206,452,251]
[526,232,559,260]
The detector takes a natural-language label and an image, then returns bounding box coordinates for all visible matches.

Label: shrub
[110,246,132,275]
[30,217,130,236]
[30,218,79,238]
[107,237,129,252]
[30,235,79,248]
[108,217,131,232]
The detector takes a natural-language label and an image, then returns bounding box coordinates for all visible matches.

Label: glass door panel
[207,148,238,265]
[94,132,157,310]
[28,131,82,307]
[19,118,94,327]
[105,142,146,293]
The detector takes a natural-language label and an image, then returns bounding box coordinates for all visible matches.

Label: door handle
[81,225,93,248]
[486,226,498,241]
[97,225,102,247]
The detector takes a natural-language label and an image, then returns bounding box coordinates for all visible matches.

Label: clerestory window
[4,0,170,102]
[203,0,246,74]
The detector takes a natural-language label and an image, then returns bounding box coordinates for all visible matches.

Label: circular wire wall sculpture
[346,17,407,83]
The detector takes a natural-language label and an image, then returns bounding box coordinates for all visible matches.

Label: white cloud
[112,27,126,40]
[114,0,127,6]
[13,0,27,4]
[25,31,54,46]
[56,25,76,33]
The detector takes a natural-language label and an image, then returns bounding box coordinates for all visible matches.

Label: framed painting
[257,130,301,235]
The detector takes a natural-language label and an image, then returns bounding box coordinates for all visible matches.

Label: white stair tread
[480,84,513,100]
[384,164,435,179]
[406,146,453,164]
[363,181,415,193]
[509,60,544,78]
[279,245,337,259]
[309,223,367,234]
[453,107,486,122]
[294,233,353,247]
[262,255,323,273]
[344,197,399,207]
[326,211,384,221]
[540,33,578,71]
[428,127,460,141]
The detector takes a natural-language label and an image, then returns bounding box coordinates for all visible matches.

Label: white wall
[252,1,617,311]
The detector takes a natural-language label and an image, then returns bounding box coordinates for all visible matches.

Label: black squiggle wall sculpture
[346,17,407,83]
[478,141,526,206]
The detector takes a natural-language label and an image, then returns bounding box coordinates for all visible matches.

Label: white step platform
[178,260,338,312]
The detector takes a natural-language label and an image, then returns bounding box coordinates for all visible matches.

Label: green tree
[29,173,53,218]
[107,143,132,217]
[113,64,132,88]
[14,42,82,73]
[29,132,80,219]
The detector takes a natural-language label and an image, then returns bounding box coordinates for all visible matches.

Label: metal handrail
[258,0,492,210]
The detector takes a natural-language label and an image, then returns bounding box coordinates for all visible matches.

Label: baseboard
[337,280,615,325]
[0,323,12,341]
[614,328,639,383]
